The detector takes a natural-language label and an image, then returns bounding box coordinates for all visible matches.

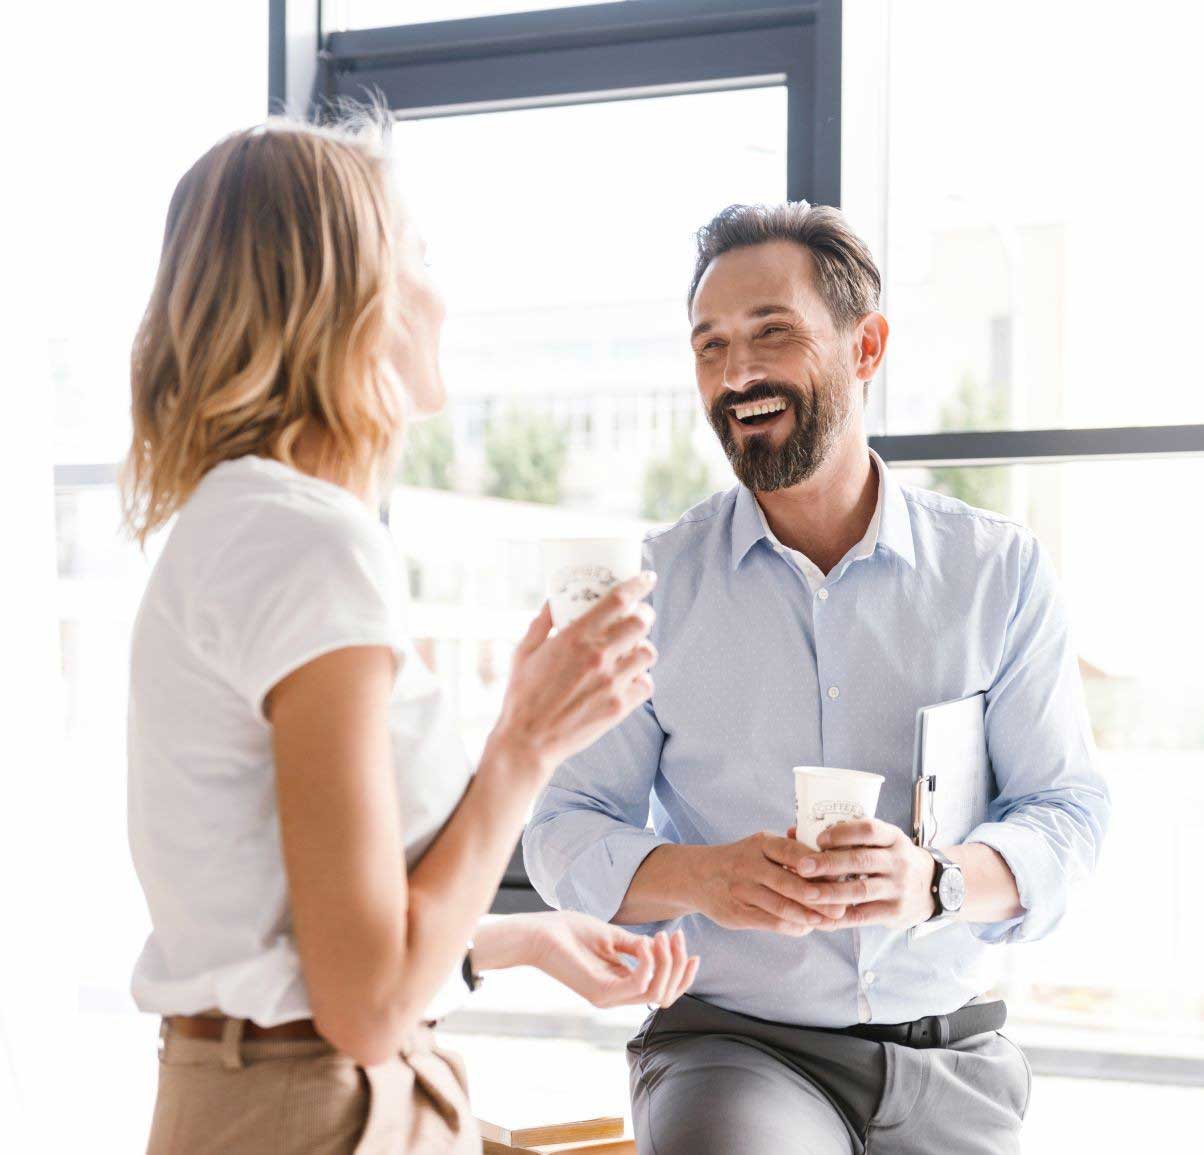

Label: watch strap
[926,848,958,921]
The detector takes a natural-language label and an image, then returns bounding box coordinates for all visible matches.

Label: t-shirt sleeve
[197,506,405,718]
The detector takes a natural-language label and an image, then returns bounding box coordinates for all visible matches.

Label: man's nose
[723,345,767,393]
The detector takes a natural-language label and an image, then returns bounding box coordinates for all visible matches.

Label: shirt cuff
[559,827,673,933]
[963,819,1065,944]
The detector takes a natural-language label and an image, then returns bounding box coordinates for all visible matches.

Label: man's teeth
[732,397,788,420]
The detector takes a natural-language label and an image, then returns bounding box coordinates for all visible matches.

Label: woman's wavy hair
[121,112,406,543]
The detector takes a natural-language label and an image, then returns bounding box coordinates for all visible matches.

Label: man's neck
[755,437,878,575]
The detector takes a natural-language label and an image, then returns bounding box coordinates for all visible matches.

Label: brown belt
[167,1014,324,1042]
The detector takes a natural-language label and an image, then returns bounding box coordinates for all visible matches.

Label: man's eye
[760,326,786,337]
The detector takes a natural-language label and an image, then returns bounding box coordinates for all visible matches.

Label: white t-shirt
[127,455,474,1026]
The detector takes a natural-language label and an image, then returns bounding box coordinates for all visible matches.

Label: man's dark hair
[688,202,881,327]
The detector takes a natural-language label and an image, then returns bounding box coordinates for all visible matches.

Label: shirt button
[817,588,829,600]
[827,686,840,700]
[864,971,877,986]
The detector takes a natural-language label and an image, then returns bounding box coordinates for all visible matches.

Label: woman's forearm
[386,736,545,1026]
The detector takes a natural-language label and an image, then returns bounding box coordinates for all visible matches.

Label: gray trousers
[627,996,1031,1155]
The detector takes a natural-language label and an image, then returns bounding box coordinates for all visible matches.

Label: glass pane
[54,5,269,1149]
[894,458,1204,1060]
[878,1,1204,433]
[52,4,267,466]
[389,86,786,756]
[333,0,622,30]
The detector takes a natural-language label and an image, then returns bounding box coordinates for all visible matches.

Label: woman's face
[389,200,447,421]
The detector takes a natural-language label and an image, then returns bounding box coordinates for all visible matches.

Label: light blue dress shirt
[523,452,1110,1027]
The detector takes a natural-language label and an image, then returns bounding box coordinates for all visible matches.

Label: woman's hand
[485,573,658,787]
[473,912,699,1010]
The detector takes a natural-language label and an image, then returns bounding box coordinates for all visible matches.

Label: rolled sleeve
[964,815,1064,942]
[523,698,674,932]
[970,534,1111,944]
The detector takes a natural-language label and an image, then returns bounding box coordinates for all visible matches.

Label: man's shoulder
[642,487,737,560]
[900,482,1035,558]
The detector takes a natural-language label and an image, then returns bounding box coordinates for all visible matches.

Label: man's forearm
[946,843,1023,923]
[612,843,709,924]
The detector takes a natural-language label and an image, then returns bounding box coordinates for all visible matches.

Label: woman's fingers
[612,641,657,682]
[647,931,674,1007]
[673,954,701,1004]
[514,602,554,656]
[659,930,690,1008]
[571,572,656,636]
[598,604,655,657]
[613,928,654,986]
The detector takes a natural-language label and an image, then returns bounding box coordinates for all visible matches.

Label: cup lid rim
[792,765,885,783]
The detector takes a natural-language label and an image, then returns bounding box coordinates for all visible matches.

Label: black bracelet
[461,945,483,993]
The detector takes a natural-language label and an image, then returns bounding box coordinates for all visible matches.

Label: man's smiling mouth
[729,396,790,426]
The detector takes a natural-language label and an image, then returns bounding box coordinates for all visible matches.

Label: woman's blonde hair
[122,115,405,543]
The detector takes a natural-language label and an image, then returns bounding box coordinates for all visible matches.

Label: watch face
[939,866,967,912]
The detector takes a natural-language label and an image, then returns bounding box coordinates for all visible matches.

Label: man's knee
[631,1037,852,1155]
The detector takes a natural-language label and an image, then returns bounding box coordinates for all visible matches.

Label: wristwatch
[926,848,966,924]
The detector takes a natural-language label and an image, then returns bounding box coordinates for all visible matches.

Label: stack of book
[477,1115,634,1154]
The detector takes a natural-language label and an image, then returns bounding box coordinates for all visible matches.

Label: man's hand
[691,832,848,936]
[791,819,936,931]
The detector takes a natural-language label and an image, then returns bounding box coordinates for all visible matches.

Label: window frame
[49,0,1200,1086]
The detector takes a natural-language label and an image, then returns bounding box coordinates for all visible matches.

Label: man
[523,202,1109,1155]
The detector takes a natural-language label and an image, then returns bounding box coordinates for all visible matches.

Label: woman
[123,116,698,1154]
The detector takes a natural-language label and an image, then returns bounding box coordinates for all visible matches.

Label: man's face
[690,240,861,492]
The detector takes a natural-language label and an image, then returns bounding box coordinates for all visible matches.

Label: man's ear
[853,312,889,384]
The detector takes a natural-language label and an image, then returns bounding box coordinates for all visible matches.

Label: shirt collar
[730,447,915,572]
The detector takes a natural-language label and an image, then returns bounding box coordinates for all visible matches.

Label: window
[44,4,1204,1148]
[52,5,268,1151]
[897,459,1204,1069]
[329,0,620,32]
[387,81,786,752]
[874,1,1204,434]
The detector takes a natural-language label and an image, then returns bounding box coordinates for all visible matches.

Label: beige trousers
[146,1018,480,1155]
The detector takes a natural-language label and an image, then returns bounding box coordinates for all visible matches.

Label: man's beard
[707,366,854,493]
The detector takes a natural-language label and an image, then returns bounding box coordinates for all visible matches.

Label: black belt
[826,1000,1007,1049]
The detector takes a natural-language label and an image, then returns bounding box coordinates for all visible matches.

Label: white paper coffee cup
[793,766,885,849]
[543,538,644,629]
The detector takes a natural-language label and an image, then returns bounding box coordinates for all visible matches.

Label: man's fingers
[816,819,899,850]
[732,883,819,935]
[811,900,896,931]
[760,833,817,874]
[797,848,893,879]
[758,861,845,910]
[798,874,895,906]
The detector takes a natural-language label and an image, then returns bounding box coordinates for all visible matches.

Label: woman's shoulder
[188,456,394,557]
[166,456,402,612]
